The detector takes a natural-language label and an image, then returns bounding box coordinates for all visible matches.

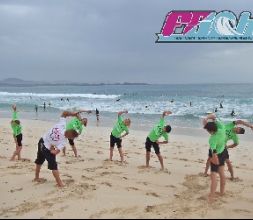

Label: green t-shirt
[209,122,226,154]
[224,122,239,145]
[11,112,22,136]
[66,118,84,134]
[111,116,129,138]
[148,118,169,142]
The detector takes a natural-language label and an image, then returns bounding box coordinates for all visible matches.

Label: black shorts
[16,134,23,147]
[110,134,122,148]
[68,139,75,146]
[224,148,229,160]
[35,138,58,171]
[145,137,160,155]
[209,149,226,173]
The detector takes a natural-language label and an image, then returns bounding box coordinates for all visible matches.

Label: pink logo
[161,11,212,37]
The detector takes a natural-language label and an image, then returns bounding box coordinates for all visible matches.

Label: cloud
[0,0,253,84]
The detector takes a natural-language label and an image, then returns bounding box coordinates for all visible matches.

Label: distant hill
[0,78,149,86]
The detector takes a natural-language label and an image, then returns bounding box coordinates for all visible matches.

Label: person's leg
[110,147,114,161]
[204,158,211,177]
[117,139,124,162]
[17,146,22,160]
[34,164,42,181]
[16,134,23,160]
[157,153,164,170]
[68,139,78,157]
[145,138,152,168]
[52,170,64,187]
[210,172,218,199]
[146,151,151,168]
[154,143,164,170]
[46,150,64,187]
[71,145,78,158]
[226,159,234,180]
[110,135,115,161]
[209,162,219,201]
[10,146,18,161]
[118,147,124,163]
[218,166,226,195]
[34,139,46,182]
[63,147,66,156]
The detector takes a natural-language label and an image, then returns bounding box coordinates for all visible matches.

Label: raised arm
[203,113,217,127]
[118,110,128,117]
[61,111,83,118]
[12,105,17,112]
[235,120,253,130]
[162,111,172,119]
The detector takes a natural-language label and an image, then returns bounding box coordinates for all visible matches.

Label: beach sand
[0,118,253,219]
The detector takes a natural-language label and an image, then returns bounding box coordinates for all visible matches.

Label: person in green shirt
[145,111,172,170]
[203,114,227,201]
[204,119,253,180]
[63,110,92,157]
[110,110,131,163]
[10,105,23,161]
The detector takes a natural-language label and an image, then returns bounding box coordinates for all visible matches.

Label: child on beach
[204,118,253,180]
[110,110,131,163]
[203,114,227,200]
[63,110,92,157]
[34,111,84,187]
[145,111,172,170]
[10,105,23,161]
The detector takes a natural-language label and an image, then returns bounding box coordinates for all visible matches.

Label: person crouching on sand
[34,111,83,187]
[145,111,172,171]
[110,110,131,163]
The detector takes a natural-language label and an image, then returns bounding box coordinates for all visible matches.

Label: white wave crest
[0,92,120,99]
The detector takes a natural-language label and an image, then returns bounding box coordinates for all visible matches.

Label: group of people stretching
[8,105,253,200]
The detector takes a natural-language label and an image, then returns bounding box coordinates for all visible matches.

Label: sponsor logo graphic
[156,11,253,43]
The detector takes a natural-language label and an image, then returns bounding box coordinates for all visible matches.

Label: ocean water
[0,84,253,129]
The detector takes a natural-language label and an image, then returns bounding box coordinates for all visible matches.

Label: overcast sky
[0,0,252,84]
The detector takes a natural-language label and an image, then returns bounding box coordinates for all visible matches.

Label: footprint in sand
[97,151,104,155]
[81,175,94,181]
[127,187,139,191]
[101,182,112,187]
[10,188,23,193]
[146,192,160,198]
[166,185,176,189]
[63,179,75,186]
[155,169,171,175]
[229,177,243,183]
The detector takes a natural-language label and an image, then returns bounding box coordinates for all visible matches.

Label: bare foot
[33,178,47,183]
[203,173,209,177]
[56,183,65,188]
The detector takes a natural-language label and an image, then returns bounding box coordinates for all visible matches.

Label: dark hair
[165,125,172,133]
[238,127,245,134]
[204,122,217,133]
[14,120,21,125]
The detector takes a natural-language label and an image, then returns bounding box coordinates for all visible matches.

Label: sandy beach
[0,117,253,219]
